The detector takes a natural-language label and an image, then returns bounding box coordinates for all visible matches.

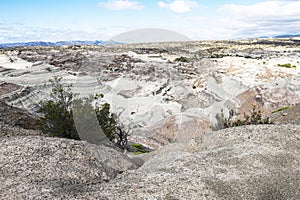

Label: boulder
[0,136,137,199]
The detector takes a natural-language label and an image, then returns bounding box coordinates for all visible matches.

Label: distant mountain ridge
[0,40,119,48]
[273,34,300,38]
[1,33,300,48]
[258,34,300,39]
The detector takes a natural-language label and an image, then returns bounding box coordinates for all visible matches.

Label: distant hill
[273,34,300,38]
[2,33,299,48]
[258,34,300,39]
[0,40,120,48]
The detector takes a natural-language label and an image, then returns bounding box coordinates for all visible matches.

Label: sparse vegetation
[133,151,145,155]
[213,105,272,130]
[174,56,189,63]
[277,63,296,69]
[210,54,227,58]
[132,143,143,149]
[37,76,80,140]
[96,102,118,141]
[131,143,150,154]
[271,106,292,114]
[37,76,129,148]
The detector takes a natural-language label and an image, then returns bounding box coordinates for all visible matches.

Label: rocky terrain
[0,125,299,199]
[1,38,300,148]
[0,38,299,199]
[0,136,137,199]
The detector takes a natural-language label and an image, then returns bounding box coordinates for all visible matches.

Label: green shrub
[96,102,117,141]
[174,56,189,63]
[277,63,296,69]
[131,143,150,154]
[73,95,119,142]
[133,151,145,155]
[131,143,143,149]
[37,76,79,140]
[213,105,272,130]
[37,77,129,148]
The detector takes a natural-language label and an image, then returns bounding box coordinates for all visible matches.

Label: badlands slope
[1,38,300,148]
[0,38,300,199]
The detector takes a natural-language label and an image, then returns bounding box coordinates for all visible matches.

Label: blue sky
[0,0,300,43]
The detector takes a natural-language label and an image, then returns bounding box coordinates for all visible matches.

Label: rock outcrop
[270,104,300,125]
[92,125,300,199]
[1,39,300,148]
[0,136,137,199]
[235,85,300,117]
[1,125,298,199]
[0,101,38,130]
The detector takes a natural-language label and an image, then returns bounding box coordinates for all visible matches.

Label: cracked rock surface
[0,125,299,199]
[0,136,137,199]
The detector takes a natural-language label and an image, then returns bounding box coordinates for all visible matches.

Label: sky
[0,0,300,43]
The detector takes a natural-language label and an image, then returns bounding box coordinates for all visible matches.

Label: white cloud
[158,0,198,13]
[98,0,144,11]
[217,1,300,38]
[0,23,105,43]
[219,1,300,20]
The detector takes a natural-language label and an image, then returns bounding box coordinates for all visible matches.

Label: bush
[37,77,129,148]
[277,63,296,69]
[37,77,79,140]
[213,105,272,130]
[174,56,189,63]
[72,94,129,148]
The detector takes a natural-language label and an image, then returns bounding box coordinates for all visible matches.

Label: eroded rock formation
[0,38,300,199]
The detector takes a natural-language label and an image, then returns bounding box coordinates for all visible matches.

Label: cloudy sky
[0,0,300,43]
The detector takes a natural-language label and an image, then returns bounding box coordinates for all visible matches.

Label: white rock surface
[1,40,300,148]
